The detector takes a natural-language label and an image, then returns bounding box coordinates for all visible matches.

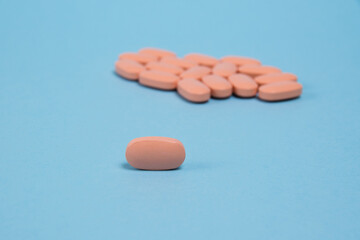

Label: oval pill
[161,57,198,69]
[139,47,176,59]
[115,59,145,80]
[221,56,261,66]
[212,62,237,78]
[126,137,186,170]
[202,75,232,98]
[228,74,258,97]
[184,53,218,67]
[146,61,183,75]
[180,66,211,80]
[258,81,302,101]
[177,78,211,103]
[119,52,158,65]
[239,65,281,77]
[139,70,179,90]
[255,72,297,85]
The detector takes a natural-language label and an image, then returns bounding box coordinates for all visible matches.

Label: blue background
[1,0,360,239]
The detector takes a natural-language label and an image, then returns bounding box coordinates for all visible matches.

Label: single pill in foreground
[115,59,145,80]
[139,70,179,90]
[228,74,258,98]
[258,81,302,101]
[177,78,211,103]
[239,65,281,77]
[126,137,186,170]
[202,75,232,98]
[254,72,297,85]
[139,47,176,59]
[184,53,218,67]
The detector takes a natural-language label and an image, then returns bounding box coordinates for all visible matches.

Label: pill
[221,56,261,66]
[115,59,146,80]
[228,74,258,97]
[146,61,183,75]
[202,75,232,98]
[184,53,218,67]
[177,78,211,103]
[258,81,302,101]
[180,66,211,80]
[212,62,237,78]
[239,65,281,77]
[139,70,179,90]
[126,137,185,170]
[139,47,176,59]
[161,57,198,69]
[119,52,158,65]
[254,72,297,85]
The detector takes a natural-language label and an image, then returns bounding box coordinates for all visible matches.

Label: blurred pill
[139,47,176,59]
[126,137,185,170]
[228,74,258,98]
[255,73,297,85]
[180,66,211,80]
[119,52,158,65]
[212,62,237,78]
[115,59,145,80]
[177,78,211,103]
[184,53,218,67]
[146,61,183,75]
[202,75,232,98]
[161,57,198,69]
[258,81,302,101]
[221,56,261,67]
[139,70,179,90]
[239,65,281,77]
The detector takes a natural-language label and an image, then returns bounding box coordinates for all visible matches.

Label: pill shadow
[256,96,301,103]
[120,163,182,171]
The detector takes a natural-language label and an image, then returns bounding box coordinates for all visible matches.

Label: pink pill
[221,56,261,66]
[180,66,211,80]
[258,81,303,101]
[202,75,232,98]
[115,59,145,80]
[212,62,237,78]
[228,74,258,98]
[177,78,211,103]
[126,137,185,170]
[161,57,198,69]
[184,53,218,67]
[239,65,281,77]
[146,61,183,75]
[139,70,179,90]
[255,72,297,85]
[119,52,158,65]
[139,47,176,59]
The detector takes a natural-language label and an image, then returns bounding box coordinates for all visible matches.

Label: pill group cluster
[115,48,303,103]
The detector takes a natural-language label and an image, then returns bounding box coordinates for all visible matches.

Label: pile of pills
[115,48,303,102]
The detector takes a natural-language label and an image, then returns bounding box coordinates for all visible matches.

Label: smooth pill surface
[221,56,261,66]
[212,62,237,78]
[139,70,179,90]
[184,53,218,67]
[239,65,281,77]
[202,75,232,98]
[177,78,211,103]
[146,61,183,75]
[228,74,258,97]
[161,57,198,69]
[180,66,211,80]
[255,72,298,85]
[119,52,158,65]
[115,59,145,80]
[258,81,302,101]
[126,137,185,170]
[139,47,176,59]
